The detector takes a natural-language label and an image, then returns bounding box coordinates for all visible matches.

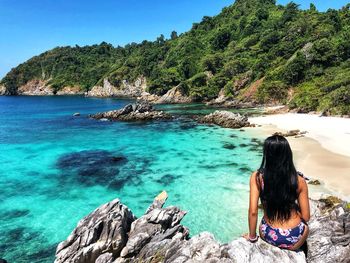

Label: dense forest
[1,0,350,114]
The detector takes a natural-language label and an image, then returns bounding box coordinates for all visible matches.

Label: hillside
[1,0,350,115]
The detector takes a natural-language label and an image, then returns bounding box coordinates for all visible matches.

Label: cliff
[87,77,147,98]
[54,192,349,263]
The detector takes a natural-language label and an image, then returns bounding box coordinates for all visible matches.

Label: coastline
[247,113,350,201]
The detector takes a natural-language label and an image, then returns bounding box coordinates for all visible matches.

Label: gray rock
[87,77,147,98]
[90,101,171,121]
[155,86,192,104]
[55,192,350,263]
[54,199,136,263]
[0,85,7,96]
[199,111,251,129]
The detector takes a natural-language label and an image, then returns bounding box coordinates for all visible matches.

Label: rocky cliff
[17,80,54,95]
[87,77,147,98]
[54,192,350,263]
[0,85,7,95]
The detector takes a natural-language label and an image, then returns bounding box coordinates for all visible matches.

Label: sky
[0,0,349,78]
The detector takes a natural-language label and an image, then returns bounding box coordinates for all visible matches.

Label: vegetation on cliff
[1,0,350,114]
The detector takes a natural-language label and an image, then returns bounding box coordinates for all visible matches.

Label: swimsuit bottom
[259,217,307,249]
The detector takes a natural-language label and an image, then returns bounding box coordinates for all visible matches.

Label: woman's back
[244,135,310,251]
[256,171,309,229]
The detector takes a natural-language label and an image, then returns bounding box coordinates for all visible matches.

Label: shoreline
[247,113,350,201]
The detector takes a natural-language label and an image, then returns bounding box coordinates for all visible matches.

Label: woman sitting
[243,135,310,251]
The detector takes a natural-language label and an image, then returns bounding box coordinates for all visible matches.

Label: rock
[87,77,147,98]
[55,192,350,263]
[155,86,192,104]
[318,196,343,209]
[54,199,136,263]
[73,113,80,117]
[233,71,252,92]
[273,130,308,137]
[90,101,171,122]
[199,111,251,129]
[308,179,321,185]
[56,86,84,95]
[17,79,54,95]
[0,85,7,95]
[0,259,8,263]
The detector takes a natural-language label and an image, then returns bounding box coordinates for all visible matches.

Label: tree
[211,29,231,50]
[309,3,317,12]
[170,31,178,40]
[281,52,307,85]
[281,2,300,24]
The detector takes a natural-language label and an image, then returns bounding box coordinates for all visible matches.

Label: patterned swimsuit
[257,170,307,249]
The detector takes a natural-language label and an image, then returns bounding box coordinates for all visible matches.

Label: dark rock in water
[199,111,251,129]
[0,209,30,220]
[223,143,236,150]
[90,101,171,121]
[56,150,127,186]
[308,179,321,185]
[0,259,7,263]
[54,191,350,263]
[239,166,251,173]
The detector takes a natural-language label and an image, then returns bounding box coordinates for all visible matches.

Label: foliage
[1,0,350,114]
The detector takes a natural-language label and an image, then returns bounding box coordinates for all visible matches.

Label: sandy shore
[247,113,350,200]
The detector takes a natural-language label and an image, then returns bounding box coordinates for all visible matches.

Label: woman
[243,135,310,251]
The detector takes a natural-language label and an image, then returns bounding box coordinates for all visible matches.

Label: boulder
[90,101,171,121]
[308,179,321,185]
[54,199,136,263]
[273,130,308,138]
[199,111,251,129]
[55,192,350,263]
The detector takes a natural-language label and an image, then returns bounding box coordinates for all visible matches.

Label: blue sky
[0,0,348,78]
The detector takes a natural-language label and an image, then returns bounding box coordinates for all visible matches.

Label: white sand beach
[248,113,350,200]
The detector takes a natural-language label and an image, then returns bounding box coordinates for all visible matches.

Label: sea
[0,96,264,262]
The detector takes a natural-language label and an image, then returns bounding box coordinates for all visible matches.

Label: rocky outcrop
[55,198,136,263]
[55,192,350,263]
[155,86,192,104]
[199,111,251,129]
[0,85,7,95]
[90,101,171,121]
[56,86,84,95]
[17,79,54,95]
[274,129,308,138]
[206,88,239,107]
[87,77,147,98]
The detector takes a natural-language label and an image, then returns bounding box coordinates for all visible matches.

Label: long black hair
[259,135,298,223]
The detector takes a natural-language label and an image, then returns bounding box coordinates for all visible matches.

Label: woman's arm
[247,172,260,239]
[298,176,310,222]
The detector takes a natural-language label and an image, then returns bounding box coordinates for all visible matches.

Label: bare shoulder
[298,174,308,192]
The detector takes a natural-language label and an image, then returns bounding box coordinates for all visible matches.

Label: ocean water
[0,96,264,262]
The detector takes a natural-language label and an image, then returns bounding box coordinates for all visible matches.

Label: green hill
[1,0,350,114]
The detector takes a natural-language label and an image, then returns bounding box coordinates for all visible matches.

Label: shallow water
[0,96,263,262]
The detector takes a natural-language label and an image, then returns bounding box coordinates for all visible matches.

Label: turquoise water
[0,96,263,262]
